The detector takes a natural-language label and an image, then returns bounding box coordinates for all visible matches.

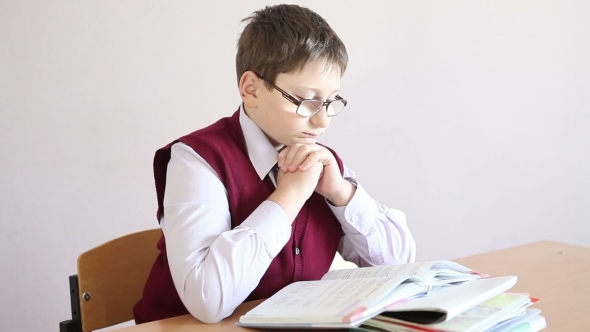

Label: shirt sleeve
[328,165,417,267]
[161,143,292,323]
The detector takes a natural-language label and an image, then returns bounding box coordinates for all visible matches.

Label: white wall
[1,1,588,331]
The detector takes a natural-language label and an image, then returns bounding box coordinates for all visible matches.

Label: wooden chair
[59,229,162,332]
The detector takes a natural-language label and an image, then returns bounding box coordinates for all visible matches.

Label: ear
[239,71,260,109]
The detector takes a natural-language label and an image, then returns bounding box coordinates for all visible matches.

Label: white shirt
[161,106,416,323]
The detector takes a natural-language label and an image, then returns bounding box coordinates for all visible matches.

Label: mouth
[302,132,319,138]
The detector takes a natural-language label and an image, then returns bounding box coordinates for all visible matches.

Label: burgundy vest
[133,110,344,323]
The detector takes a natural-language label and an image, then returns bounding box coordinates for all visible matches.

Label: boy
[133,4,416,324]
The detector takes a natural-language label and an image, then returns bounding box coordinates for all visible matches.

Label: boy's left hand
[278,144,356,206]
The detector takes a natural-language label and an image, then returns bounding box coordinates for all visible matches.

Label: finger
[300,145,333,170]
[290,146,317,171]
[299,150,323,171]
[277,146,291,169]
[309,161,324,177]
[282,145,303,172]
[290,144,324,171]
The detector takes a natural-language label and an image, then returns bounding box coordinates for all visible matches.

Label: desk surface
[114,241,590,331]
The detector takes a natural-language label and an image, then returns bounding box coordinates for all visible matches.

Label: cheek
[262,101,272,116]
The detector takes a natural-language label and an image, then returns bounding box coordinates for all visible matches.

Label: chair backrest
[77,228,161,331]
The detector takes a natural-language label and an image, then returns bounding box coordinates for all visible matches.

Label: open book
[237,261,515,329]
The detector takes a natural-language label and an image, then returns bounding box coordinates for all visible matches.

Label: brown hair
[236,4,348,88]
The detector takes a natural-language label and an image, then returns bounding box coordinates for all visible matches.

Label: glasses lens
[297,100,324,117]
[327,99,345,116]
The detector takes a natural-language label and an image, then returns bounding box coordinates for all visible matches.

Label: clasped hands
[275,144,355,207]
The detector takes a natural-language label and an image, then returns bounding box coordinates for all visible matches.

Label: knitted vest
[133,110,344,323]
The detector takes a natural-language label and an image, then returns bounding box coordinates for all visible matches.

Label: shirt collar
[239,104,283,180]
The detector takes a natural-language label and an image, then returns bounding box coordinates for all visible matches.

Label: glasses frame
[255,73,347,117]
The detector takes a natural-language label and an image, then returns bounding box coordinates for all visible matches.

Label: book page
[242,276,423,319]
[322,262,440,281]
[432,260,475,273]
[323,260,483,286]
[430,261,486,283]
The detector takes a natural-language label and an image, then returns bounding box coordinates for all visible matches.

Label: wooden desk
[114,241,590,331]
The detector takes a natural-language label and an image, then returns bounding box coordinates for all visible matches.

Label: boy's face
[244,59,341,148]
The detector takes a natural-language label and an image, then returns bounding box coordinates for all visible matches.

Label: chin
[298,138,317,145]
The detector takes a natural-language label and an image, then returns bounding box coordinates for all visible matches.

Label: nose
[310,107,331,128]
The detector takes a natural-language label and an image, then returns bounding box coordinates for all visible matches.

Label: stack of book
[237,261,546,331]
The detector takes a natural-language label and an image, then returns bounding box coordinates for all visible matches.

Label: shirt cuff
[329,178,378,235]
[239,200,292,256]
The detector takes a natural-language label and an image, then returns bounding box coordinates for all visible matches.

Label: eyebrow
[296,86,341,95]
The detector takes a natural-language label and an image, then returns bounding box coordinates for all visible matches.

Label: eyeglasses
[256,74,347,117]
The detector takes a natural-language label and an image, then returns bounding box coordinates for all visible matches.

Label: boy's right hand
[268,162,323,223]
